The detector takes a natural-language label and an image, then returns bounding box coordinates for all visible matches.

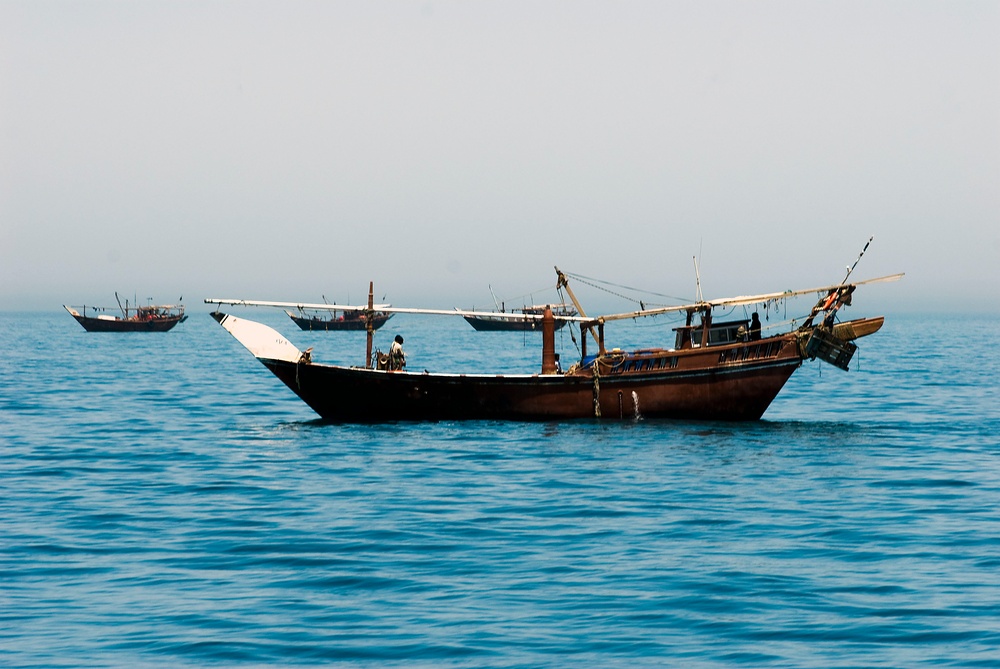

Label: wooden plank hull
[69,313,185,332]
[258,335,803,422]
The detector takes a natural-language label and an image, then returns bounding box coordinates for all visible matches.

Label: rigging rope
[488,283,568,307]
[562,270,691,305]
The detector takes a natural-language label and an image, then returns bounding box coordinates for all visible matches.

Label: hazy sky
[2,1,997,314]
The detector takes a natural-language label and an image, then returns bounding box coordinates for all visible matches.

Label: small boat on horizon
[205,296,394,333]
[462,303,577,332]
[64,293,186,332]
[461,286,577,331]
[286,308,393,332]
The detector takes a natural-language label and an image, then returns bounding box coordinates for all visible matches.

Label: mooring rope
[592,360,602,417]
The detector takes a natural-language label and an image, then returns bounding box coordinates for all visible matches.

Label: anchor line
[592,364,602,418]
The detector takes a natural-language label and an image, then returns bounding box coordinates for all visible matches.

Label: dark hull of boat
[71,314,185,332]
[289,313,392,332]
[257,335,803,422]
[463,315,568,332]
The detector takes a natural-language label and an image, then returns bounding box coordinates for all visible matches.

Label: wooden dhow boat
[286,307,392,332]
[461,286,577,331]
[205,262,902,422]
[64,294,186,332]
[204,299,393,332]
[463,303,577,332]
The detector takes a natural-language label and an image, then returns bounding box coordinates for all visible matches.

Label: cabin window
[708,329,728,345]
[679,320,753,347]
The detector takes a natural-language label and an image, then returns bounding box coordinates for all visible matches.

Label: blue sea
[2,310,999,668]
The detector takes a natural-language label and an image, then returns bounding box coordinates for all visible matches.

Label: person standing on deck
[389,334,406,371]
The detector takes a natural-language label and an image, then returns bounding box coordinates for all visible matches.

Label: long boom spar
[205,273,903,324]
[204,298,590,322]
[204,298,391,312]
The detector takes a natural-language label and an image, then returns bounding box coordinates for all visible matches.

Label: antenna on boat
[115,291,126,318]
[693,256,704,303]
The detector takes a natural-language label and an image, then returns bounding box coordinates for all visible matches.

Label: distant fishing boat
[462,286,577,331]
[462,303,577,332]
[202,297,394,332]
[206,249,903,422]
[64,293,186,332]
[286,308,393,332]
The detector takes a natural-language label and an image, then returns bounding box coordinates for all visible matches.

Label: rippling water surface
[2,311,999,667]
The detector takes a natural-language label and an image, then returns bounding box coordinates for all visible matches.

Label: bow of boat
[211,312,303,362]
[832,316,885,341]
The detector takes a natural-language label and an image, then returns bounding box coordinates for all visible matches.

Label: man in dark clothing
[749,312,762,341]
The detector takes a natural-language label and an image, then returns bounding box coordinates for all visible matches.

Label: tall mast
[842,236,873,285]
[806,236,876,327]
[365,282,374,369]
[554,267,587,318]
[555,266,601,350]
